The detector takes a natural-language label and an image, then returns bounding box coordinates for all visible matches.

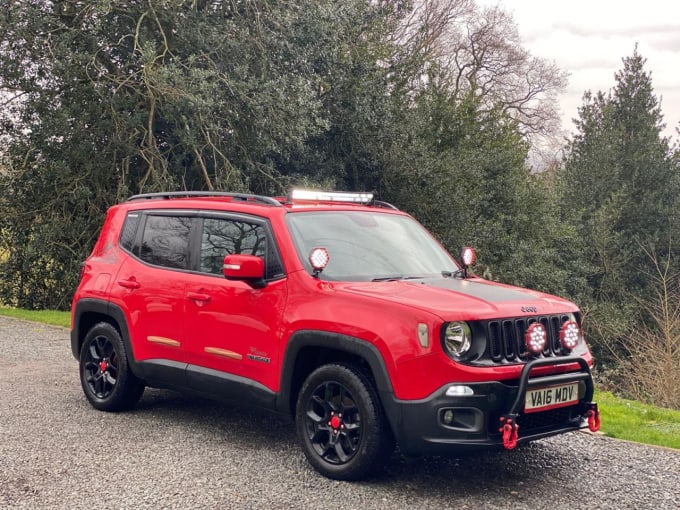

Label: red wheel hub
[99,360,108,372]
[330,415,341,429]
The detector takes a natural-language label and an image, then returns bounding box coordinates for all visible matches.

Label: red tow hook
[585,403,601,432]
[499,416,519,450]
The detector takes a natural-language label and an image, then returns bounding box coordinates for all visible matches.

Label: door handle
[117,278,140,289]
[187,292,211,303]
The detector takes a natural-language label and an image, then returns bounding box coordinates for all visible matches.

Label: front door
[184,215,287,392]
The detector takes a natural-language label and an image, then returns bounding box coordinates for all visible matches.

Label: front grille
[486,314,577,363]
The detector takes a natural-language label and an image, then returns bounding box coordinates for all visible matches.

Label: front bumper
[386,356,597,455]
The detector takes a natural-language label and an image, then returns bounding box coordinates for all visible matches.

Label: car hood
[336,277,577,320]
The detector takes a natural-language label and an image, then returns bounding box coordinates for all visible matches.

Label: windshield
[286,211,459,281]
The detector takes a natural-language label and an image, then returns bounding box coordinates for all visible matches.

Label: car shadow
[125,387,584,493]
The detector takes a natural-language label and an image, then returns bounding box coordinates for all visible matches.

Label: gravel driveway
[1,315,679,509]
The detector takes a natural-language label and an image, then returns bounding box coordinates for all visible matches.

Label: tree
[561,49,677,302]
[395,0,567,141]
[559,48,679,362]
[0,0,577,310]
[380,85,585,295]
[0,0,403,308]
[267,1,410,192]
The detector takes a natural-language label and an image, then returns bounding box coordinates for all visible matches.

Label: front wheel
[295,363,394,480]
[79,322,144,412]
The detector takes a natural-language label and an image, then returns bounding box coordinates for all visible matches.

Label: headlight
[442,321,472,357]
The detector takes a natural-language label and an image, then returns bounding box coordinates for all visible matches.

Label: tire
[79,322,145,412]
[295,363,395,480]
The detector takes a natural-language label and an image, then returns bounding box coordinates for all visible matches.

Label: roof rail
[126,191,282,207]
[371,200,399,210]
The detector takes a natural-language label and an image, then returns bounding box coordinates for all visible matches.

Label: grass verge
[596,390,680,450]
[0,307,678,450]
[0,306,70,328]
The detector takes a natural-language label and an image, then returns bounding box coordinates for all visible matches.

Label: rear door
[111,212,194,368]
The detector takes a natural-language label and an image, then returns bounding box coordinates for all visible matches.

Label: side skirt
[138,359,278,412]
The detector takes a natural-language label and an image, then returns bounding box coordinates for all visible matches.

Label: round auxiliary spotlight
[525,323,547,354]
[308,247,330,271]
[560,320,581,350]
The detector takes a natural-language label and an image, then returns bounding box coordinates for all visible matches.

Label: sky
[478,0,680,142]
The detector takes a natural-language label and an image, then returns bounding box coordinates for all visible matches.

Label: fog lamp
[308,247,330,271]
[445,385,474,396]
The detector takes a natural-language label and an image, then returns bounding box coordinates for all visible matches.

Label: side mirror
[223,254,266,288]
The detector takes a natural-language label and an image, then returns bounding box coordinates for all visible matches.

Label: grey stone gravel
[1,315,679,509]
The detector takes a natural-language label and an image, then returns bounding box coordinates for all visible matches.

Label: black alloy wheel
[83,333,118,399]
[296,363,394,480]
[79,322,144,412]
[306,380,361,464]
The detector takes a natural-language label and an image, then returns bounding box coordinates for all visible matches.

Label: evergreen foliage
[0,0,406,308]
[0,0,677,410]
[1,0,563,309]
[559,49,679,374]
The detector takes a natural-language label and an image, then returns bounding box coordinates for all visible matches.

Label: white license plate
[524,382,579,413]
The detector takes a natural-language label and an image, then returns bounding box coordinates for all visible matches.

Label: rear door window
[139,215,193,270]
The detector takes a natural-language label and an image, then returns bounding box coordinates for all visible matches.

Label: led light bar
[290,189,374,204]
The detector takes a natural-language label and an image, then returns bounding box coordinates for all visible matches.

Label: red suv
[71,190,599,480]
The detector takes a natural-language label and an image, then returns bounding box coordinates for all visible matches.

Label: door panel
[185,276,287,391]
[112,257,187,363]
[184,216,287,392]
[110,214,192,364]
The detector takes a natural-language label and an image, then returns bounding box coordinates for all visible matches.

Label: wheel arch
[277,331,398,431]
[71,298,142,377]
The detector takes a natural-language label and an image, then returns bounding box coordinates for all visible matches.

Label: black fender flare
[70,298,144,378]
[276,330,400,433]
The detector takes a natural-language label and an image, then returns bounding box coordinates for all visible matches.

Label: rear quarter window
[119,213,140,252]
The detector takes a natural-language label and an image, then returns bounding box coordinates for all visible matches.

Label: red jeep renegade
[71,190,600,480]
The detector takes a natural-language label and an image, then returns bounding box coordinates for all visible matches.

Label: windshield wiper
[442,269,466,279]
[371,275,425,282]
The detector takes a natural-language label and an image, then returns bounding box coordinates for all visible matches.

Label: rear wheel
[295,363,394,480]
[79,322,144,412]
